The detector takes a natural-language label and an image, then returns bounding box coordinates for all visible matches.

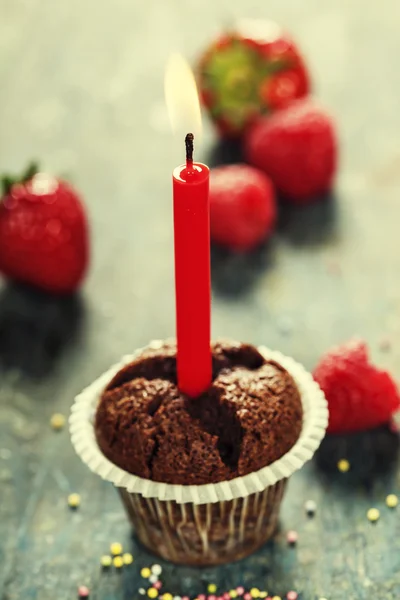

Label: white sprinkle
[149,575,158,584]
[152,564,162,576]
[173,597,182,600]
[139,589,146,595]
[305,500,317,515]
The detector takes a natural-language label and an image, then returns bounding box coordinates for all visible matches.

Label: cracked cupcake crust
[94,340,303,485]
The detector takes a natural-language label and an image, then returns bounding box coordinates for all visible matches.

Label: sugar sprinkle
[337,459,350,473]
[305,500,316,516]
[110,542,123,556]
[286,530,298,545]
[113,556,124,568]
[123,552,134,565]
[78,586,90,598]
[50,413,66,430]
[68,493,81,509]
[367,508,380,522]
[100,555,112,568]
[386,494,398,508]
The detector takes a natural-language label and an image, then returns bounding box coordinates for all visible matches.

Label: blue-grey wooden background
[1,1,400,599]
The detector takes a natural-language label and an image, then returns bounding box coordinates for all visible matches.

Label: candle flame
[164,54,202,141]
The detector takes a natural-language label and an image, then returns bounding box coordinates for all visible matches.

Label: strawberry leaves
[1,162,39,196]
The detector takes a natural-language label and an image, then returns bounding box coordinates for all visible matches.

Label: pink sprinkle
[78,586,89,598]
[224,594,231,600]
[199,595,206,600]
[286,530,298,545]
[182,597,190,600]
[244,594,252,600]
[154,582,162,590]
[208,596,217,600]
[236,588,245,596]
[287,592,298,600]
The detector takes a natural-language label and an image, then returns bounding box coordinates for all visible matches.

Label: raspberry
[245,99,337,203]
[209,164,276,251]
[313,340,400,434]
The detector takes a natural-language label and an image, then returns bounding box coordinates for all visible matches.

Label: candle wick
[185,133,194,165]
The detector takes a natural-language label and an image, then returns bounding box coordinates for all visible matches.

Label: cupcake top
[95,340,303,485]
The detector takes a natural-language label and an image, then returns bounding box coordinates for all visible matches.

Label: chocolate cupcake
[70,340,327,565]
[95,340,302,484]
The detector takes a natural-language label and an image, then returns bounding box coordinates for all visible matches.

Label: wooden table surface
[1,1,400,599]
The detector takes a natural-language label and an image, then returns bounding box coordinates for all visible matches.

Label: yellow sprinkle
[113,556,123,568]
[250,589,260,599]
[208,585,217,594]
[271,597,282,600]
[141,567,152,579]
[148,589,158,599]
[163,594,173,600]
[122,552,133,565]
[337,459,350,473]
[367,508,380,522]
[50,413,65,430]
[100,555,112,567]
[110,542,123,556]
[259,594,268,599]
[386,494,398,508]
[67,493,81,508]
[230,591,237,599]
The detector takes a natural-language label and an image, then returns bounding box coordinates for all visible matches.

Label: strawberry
[313,339,400,434]
[197,19,310,137]
[0,164,89,294]
[209,164,276,251]
[245,99,337,202]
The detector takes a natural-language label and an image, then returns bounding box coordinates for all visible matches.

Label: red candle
[173,133,212,397]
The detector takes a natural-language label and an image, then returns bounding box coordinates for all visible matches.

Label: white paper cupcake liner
[118,480,287,565]
[69,343,328,505]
